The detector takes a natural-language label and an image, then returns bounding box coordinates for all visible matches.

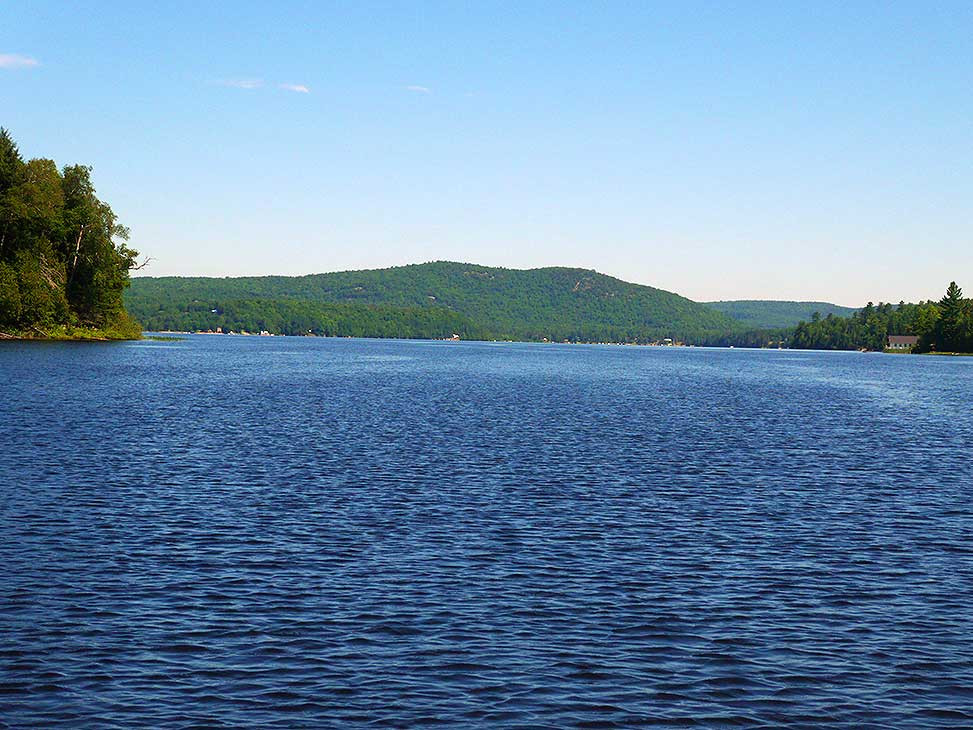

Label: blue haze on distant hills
[705,300,859,329]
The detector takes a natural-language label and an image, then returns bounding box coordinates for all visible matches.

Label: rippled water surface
[2,337,972,728]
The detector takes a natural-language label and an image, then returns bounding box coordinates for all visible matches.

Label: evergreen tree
[936,282,968,352]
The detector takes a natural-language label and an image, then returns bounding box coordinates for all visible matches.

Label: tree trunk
[69,224,85,282]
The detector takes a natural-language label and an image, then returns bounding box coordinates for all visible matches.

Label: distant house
[887,335,918,351]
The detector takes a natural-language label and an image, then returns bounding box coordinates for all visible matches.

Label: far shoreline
[139,331,945,354]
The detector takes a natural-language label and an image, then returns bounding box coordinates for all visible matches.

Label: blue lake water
[1,336,972,728]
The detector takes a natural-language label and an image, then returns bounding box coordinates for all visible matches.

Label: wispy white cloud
[0,54,39,69]
[406,85,431,94]
[218,78,264,89]
[279,83,310,94]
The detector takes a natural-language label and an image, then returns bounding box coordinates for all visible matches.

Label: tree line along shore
[2,128,969,352]
[789,283,972,354]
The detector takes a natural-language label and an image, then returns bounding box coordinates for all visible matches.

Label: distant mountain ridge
[704,300,858,329]
[128,261,739,342]
[128,262,856,343]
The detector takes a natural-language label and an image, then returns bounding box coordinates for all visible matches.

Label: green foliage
[789,286,973,354]
[0,129,21,192]
[0,261,20,323]
[11,248,69,326]
[0,129,139,338]
[930,281,971,353]
[692,327,790,348]
[128,261,744,343]
[139,299,479,339]
[705,300,858,329]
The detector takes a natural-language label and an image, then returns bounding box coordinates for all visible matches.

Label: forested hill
[705,300,857,329]
[127,262,742,342]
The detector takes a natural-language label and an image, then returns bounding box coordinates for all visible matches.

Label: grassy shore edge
[0,323,143,342]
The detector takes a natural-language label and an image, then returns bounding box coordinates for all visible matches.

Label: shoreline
[5,329,971,355]
[143,332,973,354]
[0,327,141,343]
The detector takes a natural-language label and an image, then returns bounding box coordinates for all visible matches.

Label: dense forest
[147,299,480,340]
[705,300,857,329]
[790,282,972,353]
[0,129,140,339]
[128,262,749,343]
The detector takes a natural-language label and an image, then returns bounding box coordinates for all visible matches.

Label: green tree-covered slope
[704,300,857,329]
[0,129,140,339]
[128,262,741,342]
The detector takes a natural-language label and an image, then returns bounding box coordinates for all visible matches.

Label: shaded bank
[0,318,141,341]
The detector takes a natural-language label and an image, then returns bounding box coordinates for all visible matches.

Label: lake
[2,336,972,728]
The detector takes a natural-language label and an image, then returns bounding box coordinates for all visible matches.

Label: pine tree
[937,282,967,352]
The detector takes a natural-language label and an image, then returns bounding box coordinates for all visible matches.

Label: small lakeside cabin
[887,335,919,351]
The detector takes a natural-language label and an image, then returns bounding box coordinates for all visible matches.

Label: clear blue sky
[3,2,971,305]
